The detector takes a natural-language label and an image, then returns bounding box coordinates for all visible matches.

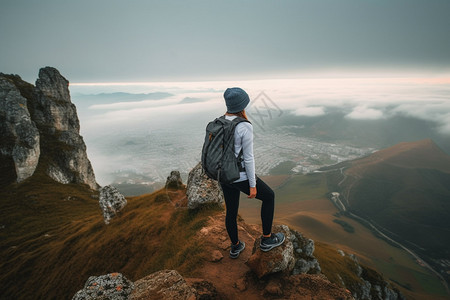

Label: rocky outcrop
[130,269,196,300]
[31,67,97,189]
[246,225,296,278]
[99,185,127,224]
[72,273,134,300]
[195,213,354,299]
[75,270,219,300]
[0,68,98,189]
[246,224,320,278]
[165,170,183,189]
[186,162,224,209]
[291,230,321,275]
[0,76,40,182]
[342,251,404,300]
[186,279,220,299]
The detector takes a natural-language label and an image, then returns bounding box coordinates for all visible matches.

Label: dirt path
[192,212,353,300]
[192,212,262,299]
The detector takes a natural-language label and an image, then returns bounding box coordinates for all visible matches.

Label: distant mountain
[344,139,450,173]
[179,97,207,104]
[325,139,450,283]
[72,91,173,104]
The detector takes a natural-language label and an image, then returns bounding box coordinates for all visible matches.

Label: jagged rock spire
[0,67,98,189]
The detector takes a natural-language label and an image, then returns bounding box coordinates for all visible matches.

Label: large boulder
[130,269,196,300]
[246,225,296,278]
[246,225,321,278]
[186,162,224,210]
[99,185,127,224]
[72,273,134,300]
[0,76,40,183]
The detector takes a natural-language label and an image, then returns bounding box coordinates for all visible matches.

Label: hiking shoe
[260,232,285,252]
[230,240,245,258]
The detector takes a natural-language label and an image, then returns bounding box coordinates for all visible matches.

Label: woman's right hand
[248,187,257,198]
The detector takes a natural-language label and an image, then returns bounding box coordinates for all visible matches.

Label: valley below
[239,172,450,300]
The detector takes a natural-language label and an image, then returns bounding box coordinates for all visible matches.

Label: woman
[220,87,285,259]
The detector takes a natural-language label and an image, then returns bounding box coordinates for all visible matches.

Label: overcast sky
[1,0,450,82]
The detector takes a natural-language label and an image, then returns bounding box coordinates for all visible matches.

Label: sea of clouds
[70,76,450,185]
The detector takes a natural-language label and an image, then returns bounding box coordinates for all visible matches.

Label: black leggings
[220,177,275,245]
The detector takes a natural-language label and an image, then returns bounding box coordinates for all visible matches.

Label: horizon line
[70,75,450,86]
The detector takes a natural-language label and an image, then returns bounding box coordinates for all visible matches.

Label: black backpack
[201,115,250,183]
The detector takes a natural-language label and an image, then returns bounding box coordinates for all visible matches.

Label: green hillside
[325,139,450,291]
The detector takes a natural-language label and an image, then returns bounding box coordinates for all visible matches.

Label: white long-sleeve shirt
[225,115,256,187]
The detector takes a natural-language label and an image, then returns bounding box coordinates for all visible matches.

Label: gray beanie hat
[224,87,250,113]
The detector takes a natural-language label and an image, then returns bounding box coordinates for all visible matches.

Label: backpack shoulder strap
[221,115,251,125]
[232,116,250,124]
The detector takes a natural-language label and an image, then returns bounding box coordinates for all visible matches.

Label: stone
[210,250,223,262]
[35,66,71,103]
[264,279,283,296]
[358,280,372,300]
[295,258,321,274]
[72,272,134,300]
[219,235,228,242]
[165,170,183,189]
[290,228,322,275]
[99,185,127,224]
[234,277,247,292]
[219,241,230,251]
[188,279,219,300]
[130,269,196,300]
[303,238,315,257]
[0,75,40,183]
[186,162,224,210]
[246,225,295,278]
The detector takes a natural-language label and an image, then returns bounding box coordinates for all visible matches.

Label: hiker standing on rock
[217,87,285,258]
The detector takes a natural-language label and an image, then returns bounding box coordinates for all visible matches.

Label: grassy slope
[0,169,221,299]
[340,140,450,259]
[348,163,450,255]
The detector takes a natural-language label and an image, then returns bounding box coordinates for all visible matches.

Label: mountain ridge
[347,139,450,174]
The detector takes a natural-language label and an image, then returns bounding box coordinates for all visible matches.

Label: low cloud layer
[346,106,384,120]
[69,76,450,184]
[72,76,450,135]
[294,106,326,117]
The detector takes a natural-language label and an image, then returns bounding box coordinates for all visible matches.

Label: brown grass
[0,172,223,299]
[314,241,362,289]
